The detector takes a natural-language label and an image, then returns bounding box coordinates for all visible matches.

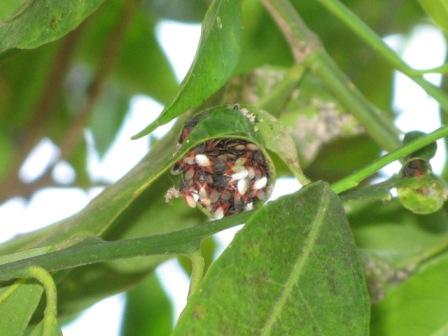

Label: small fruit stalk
[169,111,273,219]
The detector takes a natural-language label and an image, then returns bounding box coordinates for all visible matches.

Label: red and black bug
[401,158,430,178]
[171,114,271,218]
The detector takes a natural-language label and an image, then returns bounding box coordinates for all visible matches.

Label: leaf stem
[0,212,252,283]
[315,0,448,112]
[17,267,58,336]
[188,249,205,297]
[261,0,400,151]
[331,125,448,193]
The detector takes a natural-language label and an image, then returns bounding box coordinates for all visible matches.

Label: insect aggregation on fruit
[170,109,272,219]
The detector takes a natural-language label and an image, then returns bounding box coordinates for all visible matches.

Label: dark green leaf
[350,200,448,265]
[0,0,105,53]
[174,182,370,335]
[133,0,242,138]
[0,282,43,336]
[371,254,448,336]
[0,43,57,132]
[120,273,173,336]
[304,135,380,182]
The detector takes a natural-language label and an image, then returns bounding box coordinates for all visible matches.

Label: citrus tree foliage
[1,0,448,335]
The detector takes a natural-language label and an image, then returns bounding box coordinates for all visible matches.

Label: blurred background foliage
[1,0,447,334]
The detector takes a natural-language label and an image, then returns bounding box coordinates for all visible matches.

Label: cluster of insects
[170,113,271,219]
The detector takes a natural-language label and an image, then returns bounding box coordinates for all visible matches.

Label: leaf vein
[259,187,330,335]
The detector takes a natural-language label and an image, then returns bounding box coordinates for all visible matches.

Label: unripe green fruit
[397,175,446,215]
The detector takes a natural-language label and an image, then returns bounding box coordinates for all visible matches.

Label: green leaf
[371,254,448,336]
[419,0,448,33]
[132,0,242,138]
[350,200,448,265]
[349,200,448,302]
[0,43,57,132]
[120,273,173,336]
[254,108,308,183]
[174,182,370,335]
[0,0,105,53]
[0,282,43,336]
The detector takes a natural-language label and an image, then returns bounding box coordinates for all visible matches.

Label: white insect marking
[253,177,268,190]
[195,154,211,167]
[213,207,224,219]
[238,178,249,195]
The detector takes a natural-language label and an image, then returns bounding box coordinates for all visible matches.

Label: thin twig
[331,125,448,193]
[58,0,137,160]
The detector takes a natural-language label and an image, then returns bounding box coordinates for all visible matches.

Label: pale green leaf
[419,0,448,33]
[0,282,43,336]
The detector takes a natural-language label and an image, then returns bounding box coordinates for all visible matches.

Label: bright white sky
[0,19,446,336]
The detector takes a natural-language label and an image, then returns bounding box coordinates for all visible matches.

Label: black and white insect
[170,114,271,219]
